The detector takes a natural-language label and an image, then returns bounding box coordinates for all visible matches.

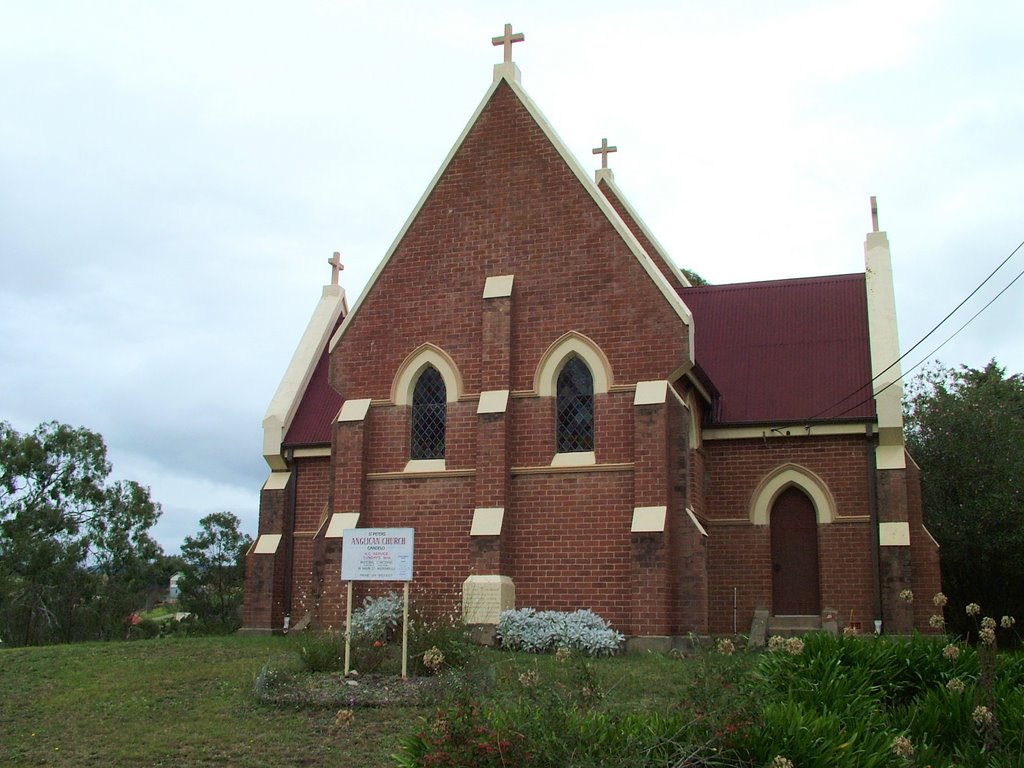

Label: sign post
[340,528,415,678]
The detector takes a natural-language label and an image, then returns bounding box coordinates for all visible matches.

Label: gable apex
[331,68,694,365]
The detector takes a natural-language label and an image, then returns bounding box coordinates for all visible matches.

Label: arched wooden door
[770,487,820,615]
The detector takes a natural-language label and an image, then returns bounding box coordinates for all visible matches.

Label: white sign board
[341,528,414,582]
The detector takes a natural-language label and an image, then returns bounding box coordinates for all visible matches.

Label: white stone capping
[470,507,505,536]
[535,331,612,396]
[292,446,332,458]
[686,508,709,537]
[326,512,360,538]
[264,284,347,470]
[750,464,836,525]
[492,61,520,84]
[262,471,292,491]
[703,423,867,441]
[865,228,906,469]
[392,343,463,405]
[595,167,614,184]
[337,398,372,422]
[633,380,668,405]
[879,521,911,546]
[463,574,515,625]
[631,505,667,532]
[876,444,907,470]
[477,389,510,414]
[482,274,515,299]
[550,451,596,468]
[404,459,446,473]
[329,68,694,369]
[253,534,282,555]
[596,172,692,289]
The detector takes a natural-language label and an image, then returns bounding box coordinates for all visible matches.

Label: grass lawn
[0,634,426,767]
[0,634,729,767]
[9,632,1016,766]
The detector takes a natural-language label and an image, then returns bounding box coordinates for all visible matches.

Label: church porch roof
[682,273,876,426]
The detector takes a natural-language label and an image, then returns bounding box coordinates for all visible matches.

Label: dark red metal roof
[283,334,344,447]
[682,274,876,425]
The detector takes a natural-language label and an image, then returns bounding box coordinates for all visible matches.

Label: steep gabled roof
[282,337,343,447]
[331,67,694,360]
[595,171,691,292]
[682,274,875,425]
[262,285,347,467]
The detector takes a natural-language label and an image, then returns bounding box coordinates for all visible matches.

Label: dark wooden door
[770,487,820,615]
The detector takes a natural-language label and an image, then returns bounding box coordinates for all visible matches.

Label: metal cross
[328,251,344,286]
[870,196,879,232]
[592,138,617,169]
[491,23,524,64]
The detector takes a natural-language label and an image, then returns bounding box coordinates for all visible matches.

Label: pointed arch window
[411,366,446,460]
[556,356,594,453]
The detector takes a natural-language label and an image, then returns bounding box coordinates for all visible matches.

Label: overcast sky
[2,1,1022,553]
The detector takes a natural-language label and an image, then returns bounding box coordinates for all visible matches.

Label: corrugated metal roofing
[682,274,876,425]
[282,339,344,447]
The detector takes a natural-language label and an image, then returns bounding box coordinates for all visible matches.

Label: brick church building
[242,28,941,640]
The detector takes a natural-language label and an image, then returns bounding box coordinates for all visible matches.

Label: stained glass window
[411,366,446,459]
[556,356,594,452]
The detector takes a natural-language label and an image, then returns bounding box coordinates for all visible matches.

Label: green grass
[0,634,422,767]
[10,633,1020,767]
[0,635,742,767]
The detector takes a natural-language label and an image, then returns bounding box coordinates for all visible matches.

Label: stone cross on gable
[491,23,524,64]
[328,251,344,286]
[592,138,617,169]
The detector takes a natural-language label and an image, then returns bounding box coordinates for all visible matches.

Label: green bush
[126,618,160,640]
[406,610,474,676]
[745,633,1024,766]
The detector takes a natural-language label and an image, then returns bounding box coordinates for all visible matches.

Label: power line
[806,236,1024,422]
[831,256,1024,417]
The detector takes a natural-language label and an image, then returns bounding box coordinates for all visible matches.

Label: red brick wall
[597,177,687,292]
[329,82,689,404]
[352,476,476,619]
[506,472,634,629]
[294,457,329,532]
[906,454,943,632]
[243,483,290,631]
[703,435,875,634]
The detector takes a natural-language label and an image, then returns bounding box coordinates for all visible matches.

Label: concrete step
[767,615,821,636]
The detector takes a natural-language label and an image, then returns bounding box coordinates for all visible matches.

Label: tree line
[904,360,1024,637]
[0,421,251,646]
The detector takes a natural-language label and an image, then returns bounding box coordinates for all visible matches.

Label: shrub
[350,592,403,642]
[745,630,1024,766]
[395,685,739,768]
[495,608,624,656]
[126,618,160,640]
[406,609,474,676]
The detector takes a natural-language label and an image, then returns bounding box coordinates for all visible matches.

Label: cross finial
[592,138,617,169]
[870,196,879,232]
[328,251,344,286]
[491,23,524,64]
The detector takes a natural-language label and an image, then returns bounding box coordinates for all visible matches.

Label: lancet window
[411,366,446,459]
[556,356,594,452]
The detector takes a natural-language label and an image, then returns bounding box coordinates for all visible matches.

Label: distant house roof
[283,344,343,447]
[682,273,876,425]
